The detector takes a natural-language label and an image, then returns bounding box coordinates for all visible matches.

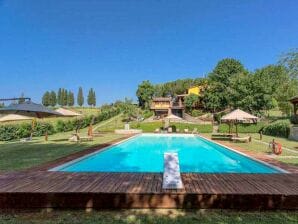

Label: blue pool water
[52,134,282,173]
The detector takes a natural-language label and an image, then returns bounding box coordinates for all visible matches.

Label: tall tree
[67,91,74,106]
[92,89,96,106]
[207,58,247,110]
[57,88,62,106]
[62,89,68,106]
[279,48,298,79]
[42,91,50,106]
[87,88,96,107]
[136,80,155,109]
[49,91,57,107]
[77,87,84,107]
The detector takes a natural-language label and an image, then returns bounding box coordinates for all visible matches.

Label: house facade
[150,86,202,118]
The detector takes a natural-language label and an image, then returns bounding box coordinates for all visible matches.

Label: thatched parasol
[221,109,258,136]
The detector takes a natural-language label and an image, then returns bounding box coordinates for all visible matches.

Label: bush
[262,120,291,138]
[0,106,121,141]
[218,122,265,133]
[142,110,154,119]
[290,115,298,124]
[191,110,204,117]
[131,121,213,133]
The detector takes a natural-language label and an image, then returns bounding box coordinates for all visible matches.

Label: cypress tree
[93,89,96,106]
[50,91,57,106]
[57,88,62,106]
[67,91,74,106]
[87,88,93,107]
[62,89,68,106]
[77,87,84,107]
[42,91,50,106]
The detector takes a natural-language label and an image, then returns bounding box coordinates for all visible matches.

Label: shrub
[131,122,213,133]
[191,110,204,117]
[262,120,291,138]
[218,122,265,133]
[142,110,153,119]
[0,106,121,141]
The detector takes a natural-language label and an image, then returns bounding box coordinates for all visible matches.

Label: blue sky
[0,0,297,105]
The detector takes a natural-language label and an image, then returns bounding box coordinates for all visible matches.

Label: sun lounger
[79,135,93,142]
[192,128,198,134]
[231,136,251,143]
[20,134,33,142]
[167,127,172,133]
[184,128,189,133]
[154,128,160,133]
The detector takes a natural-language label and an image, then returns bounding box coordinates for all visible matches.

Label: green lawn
[0,127,123,171]
[0,210,297,224]
[202,133,298,166]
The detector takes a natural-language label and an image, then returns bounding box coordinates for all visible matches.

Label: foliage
[131,121,212,133]
[142,110,154,119]
[87,88,96,106]
[218,122,265,133]
[154,78,205,97]
[50,91,57,106]
[77,87,84,106]
[209,58,247,85]
[184,94,200,112]
[0,122,55,141]
[67,91,75,106]
[262,120,291,138]
[42,91,51,106]
[290,115,298,124]
[279,48,298,80]
[0,106,120,141]
[136,80,155,109]
[203,58,248,111]
[191,109,204,117]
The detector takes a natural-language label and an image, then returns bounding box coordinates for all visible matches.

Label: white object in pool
[163,152,184,189]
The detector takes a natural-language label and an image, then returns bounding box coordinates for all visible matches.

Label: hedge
[0,107,120,141]
[262,120,291,138]
[218,122,265,133]
[131,122,213,133]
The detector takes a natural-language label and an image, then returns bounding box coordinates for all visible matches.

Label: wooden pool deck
[0,134,298,210]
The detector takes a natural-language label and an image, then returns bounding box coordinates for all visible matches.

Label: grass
[0,209,298,224]
[0,126,123,171]
[0,210,297,224]
[202,133,298,166]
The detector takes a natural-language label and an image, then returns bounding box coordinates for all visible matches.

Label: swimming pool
[51,134,284,173]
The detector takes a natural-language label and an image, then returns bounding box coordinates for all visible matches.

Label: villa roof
[221,109,258,122]
[55,108,82,117]
[152,97,171,102]
[290,96,298,103]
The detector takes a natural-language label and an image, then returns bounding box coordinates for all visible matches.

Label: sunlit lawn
[202,133,298,166]
[0,127,123,171]
[0,210,297,224]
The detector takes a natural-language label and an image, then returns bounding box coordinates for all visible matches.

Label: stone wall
[289,125,298,141]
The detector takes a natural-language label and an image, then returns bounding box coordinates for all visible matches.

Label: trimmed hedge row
[131,122,213,133]
[218,120,291,138]
[0,107,120,141]
[262,120,291,138]
[218,122,265,133]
